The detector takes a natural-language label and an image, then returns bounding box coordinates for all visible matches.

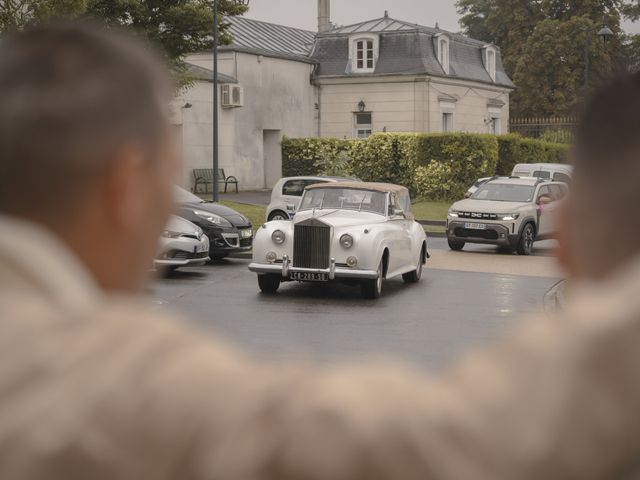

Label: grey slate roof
[222,16,315,61]
[312,15,514,88]
[221,14,514,88]
[186,63,237,84]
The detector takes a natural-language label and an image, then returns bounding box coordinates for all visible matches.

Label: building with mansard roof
[175,0,514,191]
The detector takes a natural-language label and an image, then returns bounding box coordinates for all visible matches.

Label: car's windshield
[472,183,535,202]
[174,186,204,204]
[299,188,387,215]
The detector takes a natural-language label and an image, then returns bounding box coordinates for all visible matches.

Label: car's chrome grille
[293,219,331,269]
[457,212,499,220]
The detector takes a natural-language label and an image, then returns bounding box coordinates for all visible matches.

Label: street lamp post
[583,24,614,90]
[212,0,250,202]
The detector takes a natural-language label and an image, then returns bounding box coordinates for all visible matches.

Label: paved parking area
[150,241,562,371]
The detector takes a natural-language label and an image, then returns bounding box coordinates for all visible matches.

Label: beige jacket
[2,214,640,480]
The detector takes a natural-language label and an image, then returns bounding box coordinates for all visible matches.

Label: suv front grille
[457,212,499,220]
[293,219,331,269]
[454,227,499,240]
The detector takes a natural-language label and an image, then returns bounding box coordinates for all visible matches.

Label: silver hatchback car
[266,176,358,221]
[155,215,210,272]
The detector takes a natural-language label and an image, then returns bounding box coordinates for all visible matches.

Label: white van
[511,163,573,183]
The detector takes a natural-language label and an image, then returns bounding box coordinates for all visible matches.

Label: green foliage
[496,134,570,175]
[540,129,573,144]
[348,134,419,190]
[0,0,248,89]
[413,133,498,200]
[456,0,631,117]
[281,136,352,177]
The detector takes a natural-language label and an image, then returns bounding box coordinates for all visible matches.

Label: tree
[0,0,249,86]
[456,0,633,116]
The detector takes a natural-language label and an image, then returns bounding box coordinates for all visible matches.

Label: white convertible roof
[306,181,409,195]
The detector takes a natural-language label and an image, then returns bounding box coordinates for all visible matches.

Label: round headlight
[346,256,358,267]
[272,230,286,245]
[266,251,278,263]
[340,234,354,249]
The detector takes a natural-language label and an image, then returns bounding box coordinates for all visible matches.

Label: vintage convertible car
[249,182,429,299]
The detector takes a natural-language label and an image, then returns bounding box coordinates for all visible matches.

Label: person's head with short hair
[559,72,640,279]
[0,23,178,292]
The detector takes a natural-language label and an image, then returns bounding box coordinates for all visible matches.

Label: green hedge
[414,133,498,200]
[281,136,351,177]
[282,133,569,201]
[497,134,570,175]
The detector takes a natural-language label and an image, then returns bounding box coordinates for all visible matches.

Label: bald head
[565,72,640,278]
[0,23,173,222]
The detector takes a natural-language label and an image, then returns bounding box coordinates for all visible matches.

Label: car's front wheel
[448,239,465,251]
[361,260,383,299]
[258,274,281,294]
[516,223,535,256]
[268,210,289,221]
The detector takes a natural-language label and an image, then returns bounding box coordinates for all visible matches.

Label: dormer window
[436,34,450,74]
[484,46,497,82]
[349,35,379,73]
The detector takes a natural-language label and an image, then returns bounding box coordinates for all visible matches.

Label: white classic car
[249,182,429,299]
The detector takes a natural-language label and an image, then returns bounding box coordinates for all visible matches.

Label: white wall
[178,51,318,191]
[317,76,511,138]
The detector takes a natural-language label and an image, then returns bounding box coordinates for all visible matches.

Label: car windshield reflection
[299,188,387,215]
[472,184,535,202]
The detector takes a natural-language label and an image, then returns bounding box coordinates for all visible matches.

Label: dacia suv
[447,177,568,255]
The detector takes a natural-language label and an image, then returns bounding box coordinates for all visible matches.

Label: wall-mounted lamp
[358,100,366,112]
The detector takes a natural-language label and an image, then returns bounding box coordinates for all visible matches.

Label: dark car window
[282,179,327,197]
[549,184,567,200]
[553,172,571,184]
[537,185,552,201]
[533,170,551,179]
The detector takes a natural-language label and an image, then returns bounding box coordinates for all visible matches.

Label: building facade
[176,2,514,191]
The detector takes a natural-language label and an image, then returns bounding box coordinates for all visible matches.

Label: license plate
[290,272,329,282]
[465,222,487,230]
[240,229,253,239]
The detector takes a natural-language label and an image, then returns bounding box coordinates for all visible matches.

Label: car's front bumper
[201,225,253,254]
[447,221,519,247]
[249,256,379,280]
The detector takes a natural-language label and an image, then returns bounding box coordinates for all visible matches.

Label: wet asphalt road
[150,238,561,371]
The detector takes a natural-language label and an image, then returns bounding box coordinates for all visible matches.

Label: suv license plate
[465,222,487,230]
[290,272,329,282]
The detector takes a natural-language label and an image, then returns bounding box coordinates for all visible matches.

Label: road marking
[427,250,563,278]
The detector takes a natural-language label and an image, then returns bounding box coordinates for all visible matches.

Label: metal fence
[509,117,578,140]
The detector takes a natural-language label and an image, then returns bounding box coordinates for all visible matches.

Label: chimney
[318,0,331,33]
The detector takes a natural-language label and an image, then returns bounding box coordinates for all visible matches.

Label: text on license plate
[290,272,329,282]
[240,229,253,239]
[464,222,487,230]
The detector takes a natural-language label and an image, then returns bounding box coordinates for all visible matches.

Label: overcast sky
[245,0,639,35]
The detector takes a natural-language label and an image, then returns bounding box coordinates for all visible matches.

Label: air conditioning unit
[221,84,244,108]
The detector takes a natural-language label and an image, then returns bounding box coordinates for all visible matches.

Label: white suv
[266,176,356,221]
[447,177,568,255]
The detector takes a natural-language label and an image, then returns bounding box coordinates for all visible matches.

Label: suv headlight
[272,230,286,245]
[448,210,459,218]
[340,234,354,249]
[193,210,232,227]
[162,230,182,238]
[500,214,520,221]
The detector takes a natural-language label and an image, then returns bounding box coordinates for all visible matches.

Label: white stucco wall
[177,51,317,191]
[317,76,511,138]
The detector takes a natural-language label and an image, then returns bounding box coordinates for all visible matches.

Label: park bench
[193,168,239,194]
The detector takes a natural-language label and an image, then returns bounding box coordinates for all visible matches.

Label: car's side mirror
[464,192,472,199]
[392,207,406,218]
[537,196,553,205]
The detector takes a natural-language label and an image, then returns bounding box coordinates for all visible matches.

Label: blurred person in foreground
[2,22,640,480]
